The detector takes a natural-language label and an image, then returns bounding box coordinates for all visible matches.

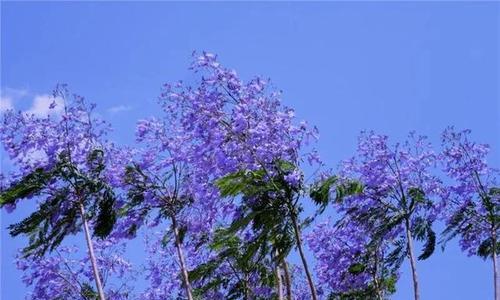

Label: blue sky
[1,2,499,299]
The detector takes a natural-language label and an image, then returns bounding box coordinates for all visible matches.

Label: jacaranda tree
[314,132,443,300]
[0,85,120,300]
[120,119,198,300]
[155,52,321,300]
[439,127,499,300]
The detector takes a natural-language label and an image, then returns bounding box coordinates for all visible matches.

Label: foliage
[189,229,275,299]
[1,149,117,257]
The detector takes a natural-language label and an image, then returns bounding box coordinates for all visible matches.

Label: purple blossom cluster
[306,219,376,293]
[16,237,134,300]
[140,230,206,299]
[159,52,320,187]
[0,84,124,210]
[338,131,442,220]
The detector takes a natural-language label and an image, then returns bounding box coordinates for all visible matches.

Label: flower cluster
[335,131,443,245]
[0,84,115,207]
[306,219,374,293]
[16,238,134,300]
[159,52,319,192]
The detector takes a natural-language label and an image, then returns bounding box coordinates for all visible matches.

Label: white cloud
[25,94,64,116]
[3,87,29,98]
[0,96,14,112]
[1,87,30,112]
[107,105,132,114]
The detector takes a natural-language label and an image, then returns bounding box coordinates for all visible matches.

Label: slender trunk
[79,202,106,300]
[405,218,420,300]
[243,273,250,300]
[492,227,499,300]
[282,261,293,300]
[290,210,318,300]
[494,250,499,300]
[172,215,194,300]
[373,276,383,300]
[372,249,383,300]
[275,264,283,300]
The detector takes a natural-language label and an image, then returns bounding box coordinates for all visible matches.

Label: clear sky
[1,2,499,300]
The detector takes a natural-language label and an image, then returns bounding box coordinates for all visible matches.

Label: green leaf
[189,259,221,282]
[87,149,105,176]
[309,177,363,217]
[309,176,337,208]
[477,237,500,259]
[276,160,296,173]
[383,274,398,294]
[408,188,426,204]
[2,148,121,258]
[371,214,404,243]
[192,276,226,298]
[418,225,436,260]
[440,202,474,249]
[225,211,260,236]
[348,263,366,275]
[386,238,407,270]
[216,170,258,197]
[93,188,117,238]
[216,171,247,197]
[178,224,188,244]
[334,180,363,204]
[81,282,99,300]
[412,217,428,241]
[0,168,54,207]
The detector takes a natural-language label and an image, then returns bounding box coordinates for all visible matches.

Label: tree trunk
[172,215,194,300]
[372,248,383,300]
[282,261,293,300]
[405,218,420,300]
[275,264,283,300]
[374,276,383,300]
[492,227,499,300]
[243,274,250,300]
[493,250,499,300]
[290,210,318,300]
[79,202,106,300]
